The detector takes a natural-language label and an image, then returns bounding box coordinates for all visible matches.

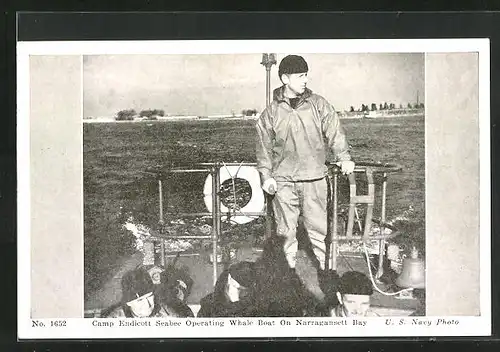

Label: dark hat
[278,55,309,79]
[338,271,373,296]
[121,268,155,303]
[228,261,256,288]
[160,265,194,297]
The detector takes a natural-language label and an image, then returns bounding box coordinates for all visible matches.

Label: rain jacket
[256,86,351,182]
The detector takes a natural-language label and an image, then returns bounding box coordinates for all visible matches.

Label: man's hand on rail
[337,160,355,175]
[262,178,277,195]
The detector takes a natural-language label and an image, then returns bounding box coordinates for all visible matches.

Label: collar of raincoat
[272,85,313,107]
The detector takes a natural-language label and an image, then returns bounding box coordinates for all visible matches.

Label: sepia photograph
[82,53,426,320]
[18,38,489,338]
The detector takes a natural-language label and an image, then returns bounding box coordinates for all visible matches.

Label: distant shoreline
[83,116,255,123]
[83,113,424,123]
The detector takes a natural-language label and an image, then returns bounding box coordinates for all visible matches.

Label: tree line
[115,109,166,121]
[350,102,425,113]
[241,109,258,116]
[115,102,423,120]
[116,108,260,120]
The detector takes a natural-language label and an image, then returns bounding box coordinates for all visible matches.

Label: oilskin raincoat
[256,86,352,269]
[256,86,351,183]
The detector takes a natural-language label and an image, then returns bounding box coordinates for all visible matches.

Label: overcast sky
[83,53,424,117]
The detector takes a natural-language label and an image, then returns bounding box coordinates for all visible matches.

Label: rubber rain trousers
[256,86,351,269]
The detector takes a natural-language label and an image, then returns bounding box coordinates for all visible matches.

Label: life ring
[203,165,265,225]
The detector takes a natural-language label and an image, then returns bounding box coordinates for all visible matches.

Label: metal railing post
[215,164,222,274]
[376,172,388,279]
[159,178,166,267]
[346,173,357,239]
[159,179,164,224]
[332,171,338,271]
[325,174,333,271]
[211,166,219,286]
[265,194,274,239]
[363,168,375,241]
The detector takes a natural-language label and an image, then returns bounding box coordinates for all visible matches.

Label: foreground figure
[330,271,378,317]
[102,267,192,318]
[256,54,355,271]
[197,261,259,317]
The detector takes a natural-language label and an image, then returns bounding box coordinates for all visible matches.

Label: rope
[222,161,244,220]
[362,242,413,296]
[338,250,356,272]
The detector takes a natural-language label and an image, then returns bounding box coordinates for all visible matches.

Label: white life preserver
[203,165,265,225]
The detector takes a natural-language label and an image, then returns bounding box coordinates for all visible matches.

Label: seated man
[133,264,194,317]
[102,267,191,318]
[197,261,258,317]
[329,271,377,317]
[157,264,195,317]
[159,264,194,304]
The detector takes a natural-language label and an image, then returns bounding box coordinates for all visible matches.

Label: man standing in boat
[256,54,355,277]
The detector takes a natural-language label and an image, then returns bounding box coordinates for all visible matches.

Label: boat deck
[85,237,423,317]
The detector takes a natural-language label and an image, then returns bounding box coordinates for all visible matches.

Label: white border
[478,39,492,330]
[17,38,487,55]
[18,316,491,339]
[17,40,32,339]
[17,39,491,339]
[80,54,85,320]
